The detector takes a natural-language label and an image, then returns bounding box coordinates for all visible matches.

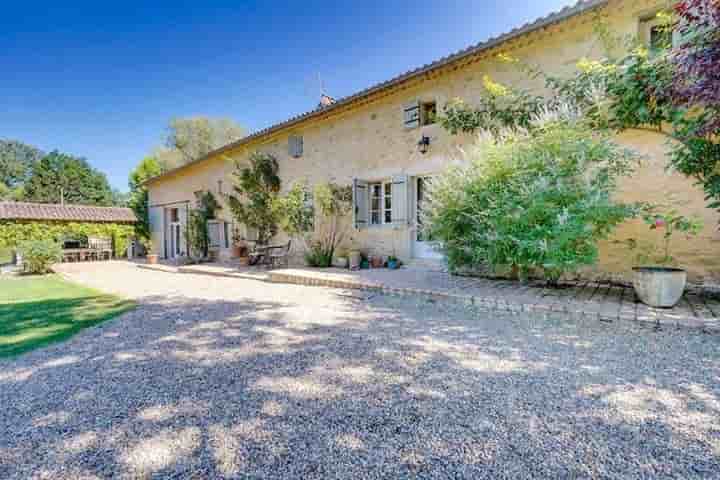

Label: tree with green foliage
[0,139,43,200]
[227,152,282,245]
[23,151,115,206]
[163,116,245,167]
[127,156,163,239]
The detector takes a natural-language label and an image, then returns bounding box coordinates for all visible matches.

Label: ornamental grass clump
[424,111,638,282]
[18,239,62,274]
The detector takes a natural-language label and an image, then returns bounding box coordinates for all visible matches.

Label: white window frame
[368,181,392,226]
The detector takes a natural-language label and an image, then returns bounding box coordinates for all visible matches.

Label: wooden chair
[88,237,113,261]
[267,240,291,269]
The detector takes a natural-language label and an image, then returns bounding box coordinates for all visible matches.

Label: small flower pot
[147,254,159,265]
[232,245,248,258]
[632,266,687,308]
[387,259,400,270]
[370,256,384,268]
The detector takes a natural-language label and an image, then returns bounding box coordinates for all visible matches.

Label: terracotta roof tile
[0,202,137,223]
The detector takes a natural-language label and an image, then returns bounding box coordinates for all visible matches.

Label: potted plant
[370,255,384,268]
[144,239,159,265]
[387,255,401,270]
[231,230,245,258]
[627,206,703,308]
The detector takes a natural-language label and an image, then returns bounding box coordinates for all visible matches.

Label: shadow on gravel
[1,293,719,479]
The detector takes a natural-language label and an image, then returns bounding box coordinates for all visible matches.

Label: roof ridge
[146,0,608,185]
[0,200,133,210]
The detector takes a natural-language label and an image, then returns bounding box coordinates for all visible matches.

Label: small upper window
[404,100,437,129]
[420,101,437,126]
[170,208,179,223]
[289,135,303,158]
[640,13,677,53]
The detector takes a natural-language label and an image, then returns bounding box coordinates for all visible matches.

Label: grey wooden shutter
[149,206,164,258]
[289,135,303,158]
[403,101,420,129]
[353,179,368,229]
[391,175,409,225]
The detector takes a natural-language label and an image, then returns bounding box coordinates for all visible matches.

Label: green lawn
[0,275,135,358]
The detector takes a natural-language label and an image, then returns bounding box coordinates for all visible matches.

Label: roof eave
[144,0,608,186]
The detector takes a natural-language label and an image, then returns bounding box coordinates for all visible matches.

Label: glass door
[412,176,443,260]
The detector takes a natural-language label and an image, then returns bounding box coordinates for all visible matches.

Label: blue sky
[1,0,576,191]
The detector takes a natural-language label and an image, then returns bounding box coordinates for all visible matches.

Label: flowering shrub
[622,204,703,266]
[425,114,638,281]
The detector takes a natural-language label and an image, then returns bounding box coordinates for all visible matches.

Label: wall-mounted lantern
[417,135,431,154]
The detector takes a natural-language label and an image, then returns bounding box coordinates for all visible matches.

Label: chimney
[318,93,336,109]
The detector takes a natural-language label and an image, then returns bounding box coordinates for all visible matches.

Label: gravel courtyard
[1,262,719,479]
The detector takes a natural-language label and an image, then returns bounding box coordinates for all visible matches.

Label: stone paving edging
[267,271,720,334]
[133,263,718,333]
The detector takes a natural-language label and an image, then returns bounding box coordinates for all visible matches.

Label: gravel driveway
[1,262,719,479]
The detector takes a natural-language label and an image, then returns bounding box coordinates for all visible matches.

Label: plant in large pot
[144,239,158,265]
[627,205,703,308]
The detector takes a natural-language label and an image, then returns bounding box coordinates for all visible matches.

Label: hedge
[0,221,135,257]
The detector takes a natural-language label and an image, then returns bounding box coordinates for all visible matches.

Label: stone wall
[148,0,720,282]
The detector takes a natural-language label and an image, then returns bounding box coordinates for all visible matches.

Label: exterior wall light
[418,135,430,154]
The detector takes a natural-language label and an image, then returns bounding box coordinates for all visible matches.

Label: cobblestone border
[267,271,720,334]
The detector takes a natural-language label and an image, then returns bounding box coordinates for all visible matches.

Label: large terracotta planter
[632,267,686,308]
[147,254,159,265]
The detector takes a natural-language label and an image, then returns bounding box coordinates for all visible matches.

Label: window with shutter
[352,179,368,229]
[403,101,420,129]
[289,135,303,158]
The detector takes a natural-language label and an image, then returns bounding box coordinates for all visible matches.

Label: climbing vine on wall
[0,221,135,257]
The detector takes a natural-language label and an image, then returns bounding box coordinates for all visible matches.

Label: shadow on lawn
[0,296,135,358]
[0,292,719,479]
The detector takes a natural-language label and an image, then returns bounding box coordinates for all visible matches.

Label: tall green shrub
[425,114,637,281]
[185,191,221,260]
